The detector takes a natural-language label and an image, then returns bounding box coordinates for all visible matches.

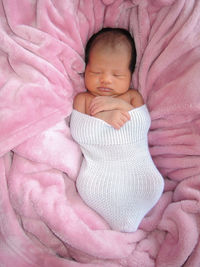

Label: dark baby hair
[85,27,137,74]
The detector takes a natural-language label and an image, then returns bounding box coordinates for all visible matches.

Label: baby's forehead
[91,33,131,52]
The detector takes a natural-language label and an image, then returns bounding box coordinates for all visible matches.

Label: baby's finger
[89,102,98,114]
[90,98,102,112]
[113,118,126,129]
[121,111,130,120]
[90,105,102,115]
[120,115,129,123]
[113,122,121,130]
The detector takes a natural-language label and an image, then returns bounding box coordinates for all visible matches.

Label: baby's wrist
[119,100,133,111]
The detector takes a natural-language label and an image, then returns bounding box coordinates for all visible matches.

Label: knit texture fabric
[70,105,164,232]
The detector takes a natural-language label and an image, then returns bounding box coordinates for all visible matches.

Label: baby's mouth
[97,87,113,92]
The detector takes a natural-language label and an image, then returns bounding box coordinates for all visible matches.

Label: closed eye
[113,74,125,77]
[91,71,101,74]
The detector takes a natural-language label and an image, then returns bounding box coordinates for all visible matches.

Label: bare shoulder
[73,92,87,113]
[129,89,144,108]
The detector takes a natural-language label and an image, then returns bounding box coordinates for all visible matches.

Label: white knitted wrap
[70,105,164,232]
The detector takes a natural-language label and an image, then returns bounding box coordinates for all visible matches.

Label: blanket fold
[0,0,200,266]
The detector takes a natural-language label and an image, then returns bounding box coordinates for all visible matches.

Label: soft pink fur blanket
[0,0,200,266]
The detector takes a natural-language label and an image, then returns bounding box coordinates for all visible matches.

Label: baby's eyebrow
[113,70,127,74]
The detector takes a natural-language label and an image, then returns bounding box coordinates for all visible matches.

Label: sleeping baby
[70,28,164,232]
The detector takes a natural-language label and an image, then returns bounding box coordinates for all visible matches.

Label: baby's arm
[94,110,130,130]
[130,90,144,108]
[90,97,131,129]
[73,93,86,113]
[90,91,144,129]
[89,96,133,115]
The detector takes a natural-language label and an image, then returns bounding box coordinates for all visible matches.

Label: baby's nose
[100,73,112,84]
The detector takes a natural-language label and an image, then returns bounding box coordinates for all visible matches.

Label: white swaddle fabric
[70,105,164,232]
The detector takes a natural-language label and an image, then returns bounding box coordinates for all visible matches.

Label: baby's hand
[90,96,131,115]
[94,110,130,129]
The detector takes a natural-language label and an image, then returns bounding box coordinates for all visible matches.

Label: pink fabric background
[0,0,200,266]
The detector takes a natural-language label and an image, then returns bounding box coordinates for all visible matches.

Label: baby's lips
[97,87,113,92]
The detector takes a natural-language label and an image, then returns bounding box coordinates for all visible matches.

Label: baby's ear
[79,72,85,78]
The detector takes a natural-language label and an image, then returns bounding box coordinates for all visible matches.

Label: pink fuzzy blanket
[0,0,200,266]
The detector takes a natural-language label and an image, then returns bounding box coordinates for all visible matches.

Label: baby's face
[84,43,132,97]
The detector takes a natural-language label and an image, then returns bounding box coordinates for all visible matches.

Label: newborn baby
[70,28,164,232]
